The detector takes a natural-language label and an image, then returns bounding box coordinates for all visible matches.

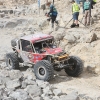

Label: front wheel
[34,60,54,81]
[64,56,83,77]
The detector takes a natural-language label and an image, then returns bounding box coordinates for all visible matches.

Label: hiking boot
[70,23,76,28]
[75,24,79,27]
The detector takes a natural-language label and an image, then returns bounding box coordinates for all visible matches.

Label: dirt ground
[51,70,100,98]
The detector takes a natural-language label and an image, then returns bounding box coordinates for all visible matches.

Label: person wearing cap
[83,0,91,26]
[71,0,80,28]
[46,2,58,30]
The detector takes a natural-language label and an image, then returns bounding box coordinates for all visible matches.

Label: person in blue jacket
[46,2,58,29]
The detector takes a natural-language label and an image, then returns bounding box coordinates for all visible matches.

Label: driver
[25,45,32,52]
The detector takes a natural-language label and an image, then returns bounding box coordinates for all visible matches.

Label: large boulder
[8,70,23,80]
[0,89,9,98]
[6,79,21,89]
[9,89,32,100]
[0,77,11,88]
[0,70,9,77]
[25,85,42,97]
[37,18,48,29]
[85,33,97,43]
[53,88,62,96]
[63,29,97,44]
[33,97,43,100]
[36,80,49,89]
[59,39,68,50]
[64,33,76,43]
[24,79,36,85]
[4,21,18,28]
[51,31,65,41]
[1,97,15,100]
[4,18,28,28]
[0,23,4,28]
[42,85,53,98]
[0,54,5,61]
[60,92,79,100]
[0,12,5,18]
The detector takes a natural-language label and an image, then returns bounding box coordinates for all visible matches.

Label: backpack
[50,4,58,16]
[84,1,90,10]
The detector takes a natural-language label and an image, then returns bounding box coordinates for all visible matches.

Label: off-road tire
[6,52,19,69]
[34,60,54,81]
[11,39,17,47]
[64,56,83,77]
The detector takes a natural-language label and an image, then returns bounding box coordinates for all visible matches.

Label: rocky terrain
[0,0,100,100]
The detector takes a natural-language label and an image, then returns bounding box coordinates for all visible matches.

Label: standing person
[75,0,80,4]
[82,0,86,13]
[90,0,96,9]
[84,0,91,26]
[70,0,80,28]
[46,2,58,30]
[86,0,96,18]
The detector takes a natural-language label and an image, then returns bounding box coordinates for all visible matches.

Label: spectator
[46,2,58,30]
[82,0,96,13]
[70,0,80,28]
[83,0,91,26]
[82,0,86,13]
[90,0,96,9]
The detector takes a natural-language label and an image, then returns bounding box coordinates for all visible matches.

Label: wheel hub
[39,67,45,76]
[8,58,13,69]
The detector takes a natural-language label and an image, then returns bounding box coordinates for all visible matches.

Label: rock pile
[0,68,81,100]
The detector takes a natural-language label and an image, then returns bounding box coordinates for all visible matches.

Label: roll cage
[18,37,56,53]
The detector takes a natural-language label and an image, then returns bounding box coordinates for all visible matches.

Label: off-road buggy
[6,32,83,81]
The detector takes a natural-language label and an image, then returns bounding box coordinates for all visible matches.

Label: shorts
[73,12,79,20]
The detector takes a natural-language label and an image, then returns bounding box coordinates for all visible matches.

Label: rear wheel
[6,52,19,69]
[64,56,83,77]
[11,39,17,47]
[34,60,54,81]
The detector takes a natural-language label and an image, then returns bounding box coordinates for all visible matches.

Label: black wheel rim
[8,58,13,69]
[39,67,45,76]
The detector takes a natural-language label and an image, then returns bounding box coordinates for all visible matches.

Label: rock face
[6,79,21,89]
[9,89,32,100]
[25,85,42,98]
[0,69,81,100]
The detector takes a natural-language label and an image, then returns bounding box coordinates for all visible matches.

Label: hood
[42,47,62,55]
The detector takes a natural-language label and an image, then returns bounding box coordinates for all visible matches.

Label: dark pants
[84,10,90,25]
[73,12,79,20]
[51,15,57,28]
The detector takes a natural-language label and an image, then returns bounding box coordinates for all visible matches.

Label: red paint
[28,47,62,63]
